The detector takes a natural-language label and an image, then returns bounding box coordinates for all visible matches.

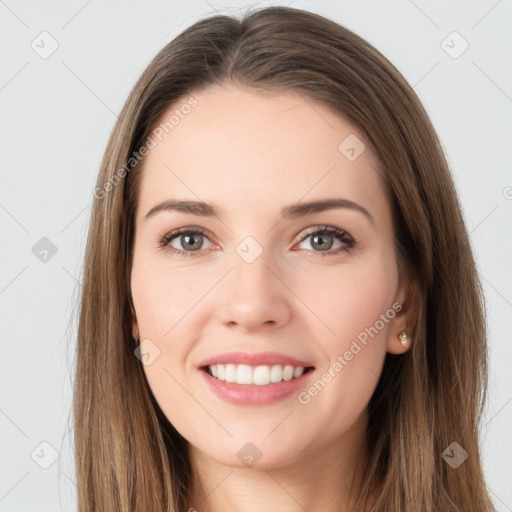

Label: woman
[74,6,495,511]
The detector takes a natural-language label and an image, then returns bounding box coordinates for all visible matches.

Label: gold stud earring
[398,331,407,347]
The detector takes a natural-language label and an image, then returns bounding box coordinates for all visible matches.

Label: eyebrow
[144,198,374,225]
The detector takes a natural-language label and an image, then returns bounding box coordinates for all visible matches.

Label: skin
[130,84,414,512]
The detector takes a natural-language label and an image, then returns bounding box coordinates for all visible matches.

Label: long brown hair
[73,6,495,511]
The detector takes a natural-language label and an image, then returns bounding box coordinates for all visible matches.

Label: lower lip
[199,368,315,406]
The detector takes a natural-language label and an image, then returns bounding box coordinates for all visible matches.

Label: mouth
[201,363,315,386]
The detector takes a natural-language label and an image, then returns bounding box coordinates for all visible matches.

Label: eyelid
[159,224,356,257]
[159,226,218,249]
[294,225,355,252]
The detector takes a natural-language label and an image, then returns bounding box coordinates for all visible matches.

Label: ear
[131,306,140,341]
[386,274,417,355]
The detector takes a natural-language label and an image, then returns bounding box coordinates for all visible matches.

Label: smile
[199,364,316,406]
[205,363,314,386]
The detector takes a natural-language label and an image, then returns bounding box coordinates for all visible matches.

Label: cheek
[131,257,205,338]
[292,255,398,348]
[303,256,397,409]
[131,264,197,421]
[130,258,212,383]
[292,255,397,410]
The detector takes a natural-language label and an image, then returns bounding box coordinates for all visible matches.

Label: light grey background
[1,1,511,510]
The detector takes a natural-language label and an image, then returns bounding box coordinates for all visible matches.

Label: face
[130,84,410,471]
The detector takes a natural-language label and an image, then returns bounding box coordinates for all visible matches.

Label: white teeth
[236,364,253,385]
[293,366,304,378]
[253,365,270,386]
[270,364,282,383]
[282,365,294,381]
[225,364,236,383]
[207,364,308,385]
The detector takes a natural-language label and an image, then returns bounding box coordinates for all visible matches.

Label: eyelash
[159,225,356,259]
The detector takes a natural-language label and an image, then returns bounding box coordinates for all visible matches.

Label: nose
[216,250,292,332]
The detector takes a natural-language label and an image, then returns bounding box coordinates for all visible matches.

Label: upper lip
[198,351,315,368]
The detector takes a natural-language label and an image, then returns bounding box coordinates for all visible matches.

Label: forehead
[136,85,387,222]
